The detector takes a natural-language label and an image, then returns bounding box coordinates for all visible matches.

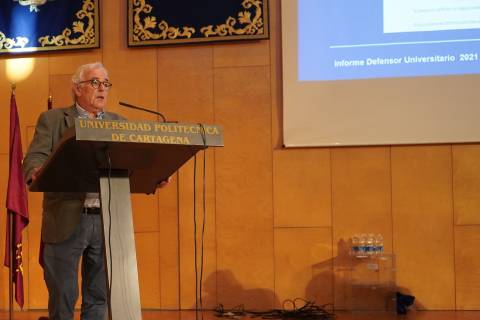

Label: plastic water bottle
[366,234,375,256]
[358,234,367,258]
[375,234,384,256]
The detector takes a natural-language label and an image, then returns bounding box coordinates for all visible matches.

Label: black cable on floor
[214,299,335,320]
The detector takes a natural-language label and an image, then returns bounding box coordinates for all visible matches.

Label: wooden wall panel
[132,194,159,233]
[213,41,270,68]
[135,232,161,308]
[156,44,216,309]
[331,147,392,308]
[215,65,274,310]
[331,147,392,240]
[0,102,11,155]
[157,175,180,309]
[157,46,214,123]
[455,225,480,310]
[452,145,480,225]
[156,45,214,310]
[391,146,455,309]
[49,75,75,109]
[14,58,50,128]
[274,228,333,308]
[0,154,9,310]
[269,0,283,149]
[273,148,331,227]
[0,59,10,154]
[178,154,217,309]
[48,51,102,76]
[0,58,49,155]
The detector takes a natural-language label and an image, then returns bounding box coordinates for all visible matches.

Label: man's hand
[157,176,172,189]
[31,166,42,182]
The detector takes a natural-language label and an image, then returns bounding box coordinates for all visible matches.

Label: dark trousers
[42,214,107,320]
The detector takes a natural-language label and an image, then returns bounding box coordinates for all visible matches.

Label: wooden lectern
[30,118,223,320]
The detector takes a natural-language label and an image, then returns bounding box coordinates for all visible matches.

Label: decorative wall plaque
[0,0,100,54]
[128,0,269,46]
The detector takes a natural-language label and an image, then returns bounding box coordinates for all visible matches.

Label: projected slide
[384,0,480,33]
[299,0,480,81]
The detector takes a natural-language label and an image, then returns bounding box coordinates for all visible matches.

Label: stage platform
[0,310,479,320]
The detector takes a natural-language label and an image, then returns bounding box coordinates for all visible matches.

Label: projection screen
[282,0,480,147]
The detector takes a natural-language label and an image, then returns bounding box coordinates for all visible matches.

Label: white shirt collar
[75,103,105,119]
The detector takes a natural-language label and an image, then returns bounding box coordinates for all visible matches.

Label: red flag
[4,90,29,308]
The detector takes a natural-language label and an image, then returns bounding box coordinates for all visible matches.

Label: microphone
[119,101,168,122]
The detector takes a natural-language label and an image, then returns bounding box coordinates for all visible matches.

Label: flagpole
[9,83,16,320]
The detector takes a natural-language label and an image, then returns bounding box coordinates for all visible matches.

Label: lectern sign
[31,119,224,194]
[75,118,223,146]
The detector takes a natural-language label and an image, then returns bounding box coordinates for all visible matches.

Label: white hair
[72,62,108,84]
[71,62,108,102]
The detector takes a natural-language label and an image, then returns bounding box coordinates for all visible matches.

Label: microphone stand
[118,101,168,122]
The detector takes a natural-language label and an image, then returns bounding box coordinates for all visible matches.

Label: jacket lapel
[63,105,79,128]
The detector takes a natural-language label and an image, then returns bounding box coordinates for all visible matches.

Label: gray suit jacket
[23,105,124,243]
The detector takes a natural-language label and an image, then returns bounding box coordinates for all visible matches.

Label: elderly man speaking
[23,62,123,320]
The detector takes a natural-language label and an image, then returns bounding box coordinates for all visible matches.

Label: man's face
[74,67,110,114]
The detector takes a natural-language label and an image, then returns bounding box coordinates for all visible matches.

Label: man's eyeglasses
[78,79,113,89]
